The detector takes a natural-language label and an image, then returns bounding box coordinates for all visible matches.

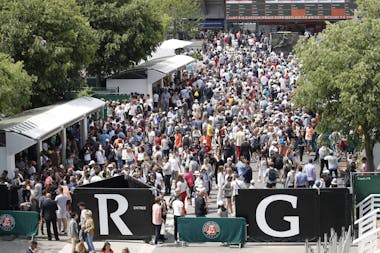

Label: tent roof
[0,96,105,141]
[148,39,193,61]
[138,55,196,75]
[109,55,196,80]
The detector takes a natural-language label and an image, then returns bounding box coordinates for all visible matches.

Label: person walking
[41,193,59,241]
[152,197,162,245]
[295,165,307,188]
[222,176,233,213]
[77,202,89,242]
[324,152,339,178]
[68,213,79,253]
[172,194,185,243]
[194,187,208,217]
[55,186,68,234]
[83,210,95,253]
[304,158,316,187]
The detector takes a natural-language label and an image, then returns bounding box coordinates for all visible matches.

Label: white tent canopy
[1,96,105,141]
[0,96,105,177]
[145,55,196,83]
[107,55,196,96]
[148,39,193,61]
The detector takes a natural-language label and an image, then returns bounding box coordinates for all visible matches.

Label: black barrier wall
[72,176,155,240]
[236,189,352,242]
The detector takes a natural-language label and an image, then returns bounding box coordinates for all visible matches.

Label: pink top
[305,127,314,141]
[152,203,162,225]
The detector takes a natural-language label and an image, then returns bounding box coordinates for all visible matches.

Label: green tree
[152,0,203,39]
[293,1,380,171]
[0,0,97,106]
[0,53,33,116]
[76,0,164,79]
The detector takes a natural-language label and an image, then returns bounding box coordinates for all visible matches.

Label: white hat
[217,200,224,206]
[197,187,206,193]
[322,169,330,175]
[88,160,96,166]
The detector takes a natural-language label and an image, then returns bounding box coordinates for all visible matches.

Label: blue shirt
[296,171,307,186]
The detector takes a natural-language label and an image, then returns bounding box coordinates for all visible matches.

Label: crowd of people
[0,30,369,251]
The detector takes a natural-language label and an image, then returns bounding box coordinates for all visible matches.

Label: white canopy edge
[0,96,105,141]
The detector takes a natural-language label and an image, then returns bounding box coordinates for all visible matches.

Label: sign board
[236,189,351,242]
[353,173,380,204]
[178,217,246,245]
[225,0,355,21]
[0,211,39,237]
[72,176,155,240]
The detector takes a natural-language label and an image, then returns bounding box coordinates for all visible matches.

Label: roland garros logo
[202,221,220,239]
[0,214,15,232]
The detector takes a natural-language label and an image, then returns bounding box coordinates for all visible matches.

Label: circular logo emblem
[0,214,15,232]
[202,221,220,239]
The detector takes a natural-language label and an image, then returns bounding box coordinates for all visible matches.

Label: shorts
[56,210,67,219]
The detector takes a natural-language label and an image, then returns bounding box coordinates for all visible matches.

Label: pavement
[0,154,356,253]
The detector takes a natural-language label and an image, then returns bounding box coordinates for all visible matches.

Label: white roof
[0,96,105,140]
[148,39,193,60]
[149,55,195,74]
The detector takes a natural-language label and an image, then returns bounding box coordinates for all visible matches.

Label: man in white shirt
[55,186,68,233]
[171,194,185,243]
[303,158,316,187]
[324,152,339,178]
[90,170,102,183]
[235,125,246,160]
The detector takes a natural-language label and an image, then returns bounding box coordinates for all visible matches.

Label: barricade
[178,217,246,247]
[0,210,39,237]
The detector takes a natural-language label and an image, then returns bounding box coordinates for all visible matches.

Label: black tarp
[236,189,352,242]
[72,175,154,240]
[0,184,10,210]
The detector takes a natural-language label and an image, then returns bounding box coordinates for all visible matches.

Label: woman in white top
[175,175,188,203]
[95,145,106,166]
[216,166,225,203]
[259,155,268,183]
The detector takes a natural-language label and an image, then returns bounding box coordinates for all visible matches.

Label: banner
[0,210,39,237]
[319,188,352,237]
[72,176,155,240]
[353,173,380,203]
[236,189,352,242]
[0,185,10,210]
[178,217,246,245]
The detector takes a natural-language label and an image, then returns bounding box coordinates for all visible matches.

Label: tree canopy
[151,0,203,39]
[293,0,380,170]
[77,0,165,77]
[0,0,97,107]
[0,53,33,116]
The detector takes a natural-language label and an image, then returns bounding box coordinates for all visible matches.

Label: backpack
[268,168,277,181]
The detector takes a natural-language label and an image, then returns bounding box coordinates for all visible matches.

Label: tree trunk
[364,133,375,172]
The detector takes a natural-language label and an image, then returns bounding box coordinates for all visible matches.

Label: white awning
[148,39,193,61]
[149,55,196,75]
[0,96,105,140]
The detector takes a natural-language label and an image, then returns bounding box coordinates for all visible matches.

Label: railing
[352,208,380,253]
[305,227,352,253]
[356,194,380,220]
